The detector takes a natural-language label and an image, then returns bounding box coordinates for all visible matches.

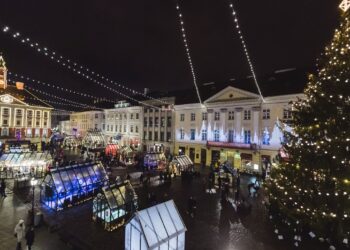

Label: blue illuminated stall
[93,180,138,231]
[40,162,108,211]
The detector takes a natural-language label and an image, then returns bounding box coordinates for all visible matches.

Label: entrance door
[200,149,206,165]
[211,150,220,164]
[189,148,195,162]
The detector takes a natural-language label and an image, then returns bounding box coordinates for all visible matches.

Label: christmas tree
[267,1,350,246]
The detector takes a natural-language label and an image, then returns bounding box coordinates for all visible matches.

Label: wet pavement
[0,160,330,250]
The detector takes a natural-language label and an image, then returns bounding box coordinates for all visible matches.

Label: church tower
[0,55,8,89]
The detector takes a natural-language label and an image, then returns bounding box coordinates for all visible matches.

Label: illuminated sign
[0,95,13,103]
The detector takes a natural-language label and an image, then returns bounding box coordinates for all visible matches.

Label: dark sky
[0,0,341,108]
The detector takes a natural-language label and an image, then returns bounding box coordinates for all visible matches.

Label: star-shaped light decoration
[340,0,350,12]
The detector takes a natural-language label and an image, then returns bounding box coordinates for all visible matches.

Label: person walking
[14,219,25,250]
[236,174,241,190]
[25,226,35,250]
[187,196,197,218]
[0,179,6,197]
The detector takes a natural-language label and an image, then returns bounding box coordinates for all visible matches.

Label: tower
[0,55,8,89]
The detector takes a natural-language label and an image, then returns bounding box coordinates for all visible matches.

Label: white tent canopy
[125,200,186,250]
[172,155,193,171]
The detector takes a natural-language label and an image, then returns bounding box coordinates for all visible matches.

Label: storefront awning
[173,155,193,168]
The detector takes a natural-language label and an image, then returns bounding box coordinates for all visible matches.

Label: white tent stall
[125,200,186,250]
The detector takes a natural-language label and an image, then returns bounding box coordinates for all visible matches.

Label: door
[201,149,206,165]
[189,148,195,162]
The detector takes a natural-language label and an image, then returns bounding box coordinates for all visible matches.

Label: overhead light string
[0,23,170,106]
[228,1,264,102]
[175,1,202,104]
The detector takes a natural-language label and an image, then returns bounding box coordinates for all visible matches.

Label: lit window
[244,110,251,120]
[214,130,220,142]
[180,129,185,140]
[201,129,207,141]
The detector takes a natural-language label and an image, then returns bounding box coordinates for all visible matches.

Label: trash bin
[34,212,43,227]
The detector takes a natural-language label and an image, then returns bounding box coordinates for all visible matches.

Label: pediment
[204,86,260,103]
[0,94,28,106]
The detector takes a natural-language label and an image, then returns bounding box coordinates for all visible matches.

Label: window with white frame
[124,125,126,132]
[130,113,134,119]
[228,130,234,142]
[107,125,110,131]
[214,112,220,121]
[26,128,32,137]
[244,130,251,144]
[190,129,195,140]
[214,130,220,142]
[244,110,251,120]
[283,109,292,119]
[201,129,207,141]
[136,113,139,119]
[202,112,207,121]
[180,129,185,140]
[191,113,195,121]
[228,111,234,120]
[262,109,270,120]
[180,114,185,121]
[135,126,138,133]
[130,125,134,133]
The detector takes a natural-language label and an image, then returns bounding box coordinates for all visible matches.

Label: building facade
[70,110,104,137]
[142,97,175,155]
[0,56,53,144]
[174,86,302,172]
[103,101,142,147]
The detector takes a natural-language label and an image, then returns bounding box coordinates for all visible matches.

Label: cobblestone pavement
[0,163,329,250]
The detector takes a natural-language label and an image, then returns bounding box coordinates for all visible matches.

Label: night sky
[0,0,341,107]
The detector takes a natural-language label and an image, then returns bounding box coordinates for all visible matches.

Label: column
[252,106,261,144]
[234,107,243,142]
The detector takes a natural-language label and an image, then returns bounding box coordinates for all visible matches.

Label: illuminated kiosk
[82,129,106,150]
[0,149,52,179]
[125,200,186,250]
[143,152,166,170]
[63,135,81,149]
[170,155,193,175]
[105,144,119,156]
[92,180,137,231]
[40,162,108,211]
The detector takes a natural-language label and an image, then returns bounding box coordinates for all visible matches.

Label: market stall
[63,135,81,149]
[170,155,193,175]
[143,152,166,170]
[125,200,186,250]
[0,150,52,179]
[105,144,119,157]
[82,129,106,150]
[40,161,108,211]
[93,180,137,231]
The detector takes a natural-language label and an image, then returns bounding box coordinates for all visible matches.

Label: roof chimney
[16,82,24,90]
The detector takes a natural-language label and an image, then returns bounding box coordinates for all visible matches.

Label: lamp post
[30,178,38,225]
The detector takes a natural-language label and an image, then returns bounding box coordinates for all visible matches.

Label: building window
[130,113,134,119]
[110,125,114,132]
[102,124,105,130]
[130,125,134,133]
[26,128,32,137]
[3,119,8,126]
[136,113,139,119]
[262,109,270,120]
[135,126,138,133]
[201,129,207,141]
[160,132,164,141]
[3,108,9,116]
[35,128,40,137]
[214,112,220,121]
[149,117,153,127]
[167,132,171,141]
[144,117,148,127]
[16,120,21,126]
[244,130,251,144]
[202,112,207,121]
[154,132,158,141]
[262,128,270,145]
[124,114,127,119]
[124,125,126,132]
[95,113,98,118]
[36,111,41,118]
[119,125,122,132]
[155,117,159,127]
[180,114,185,122]
[180,129,184,140]
[148,131,152,140]
[214,130,220,142]
[228,111,234,120]
[283,109,292,119]
[1,128,8,136]
[167,116,172,127]
[244,110,251,120]
[43,121,47,127]
[107,125,110,131]
[27,110,33,118]
[190,129,195,140]
[191,113,195,121]
[228,130,234,143]
[36,120,40,126]
[161,117,165,127]
[16,109,23,117]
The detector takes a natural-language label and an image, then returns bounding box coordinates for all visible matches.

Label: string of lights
[228,1,264,102]
[175,2,202,104]
[8,72,116,103]
[1,23,170,105]
[26,96,94,109]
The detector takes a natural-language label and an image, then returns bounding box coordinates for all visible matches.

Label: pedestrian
[14,219,25,250]
[236,174,241,190]
[187,196,197,218]
[0,179,6,197]
[25,226,35,250]
[234,188,240,204]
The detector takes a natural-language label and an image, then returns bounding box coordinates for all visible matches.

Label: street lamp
[30,178,38,225]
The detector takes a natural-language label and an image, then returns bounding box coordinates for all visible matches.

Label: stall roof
[126,200,186,250]
[173,155,193,168]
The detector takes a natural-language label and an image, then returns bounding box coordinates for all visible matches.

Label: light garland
[228,2,264,102]
[175,2,202,104]
[26,96,94,109]
[8,72,116,103]
[1,23,170,106]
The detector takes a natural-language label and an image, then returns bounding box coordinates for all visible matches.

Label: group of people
[14,220,35,250]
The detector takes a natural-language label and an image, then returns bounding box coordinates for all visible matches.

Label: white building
[174,80,304,173]
[103,101,142,147]
[70,110,104,137]
[0,56,52,144]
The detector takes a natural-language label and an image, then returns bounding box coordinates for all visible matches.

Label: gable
[204,86,260,103]
[0,94,28,106]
